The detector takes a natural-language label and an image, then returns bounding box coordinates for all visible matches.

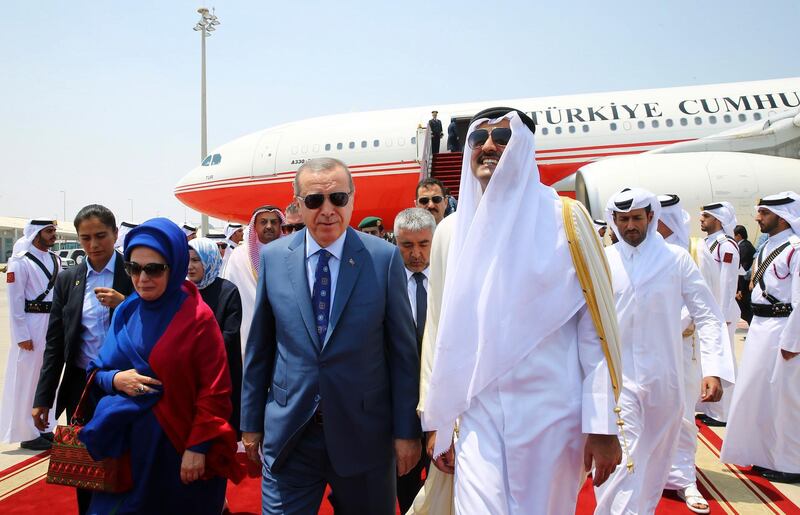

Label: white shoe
[677,484,710,514]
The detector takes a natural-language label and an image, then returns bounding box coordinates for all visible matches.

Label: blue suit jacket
[240,227,421,476]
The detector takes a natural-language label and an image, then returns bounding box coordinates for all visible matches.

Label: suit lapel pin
[75,280,80,286]
[348,258,355,266]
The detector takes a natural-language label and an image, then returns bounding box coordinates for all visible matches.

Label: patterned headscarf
[188,237,223,290]
[246,206,285,275]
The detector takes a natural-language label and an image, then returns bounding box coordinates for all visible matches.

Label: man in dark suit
[428,111,443,154]
[241,157,421,515]
[734,224,756,324]
[32,204,133,515]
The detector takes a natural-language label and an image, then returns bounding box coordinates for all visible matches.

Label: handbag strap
[71,369,99,425]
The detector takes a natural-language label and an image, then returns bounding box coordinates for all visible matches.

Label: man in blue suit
[241,157,422,515]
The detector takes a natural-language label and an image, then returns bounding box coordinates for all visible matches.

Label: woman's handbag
[46,370,133,493]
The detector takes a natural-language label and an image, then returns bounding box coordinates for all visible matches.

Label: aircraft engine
[575,151,800,237]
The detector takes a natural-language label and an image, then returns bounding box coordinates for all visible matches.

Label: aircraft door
[251,132,283,177]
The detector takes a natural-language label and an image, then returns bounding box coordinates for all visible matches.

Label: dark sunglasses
[417,195,444,206]
[467,127,513,149]
[297,191,352,209]
[124,261,169,278]
[281,222,305,234]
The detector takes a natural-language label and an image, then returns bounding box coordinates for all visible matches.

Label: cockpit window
[202,155,213,166]
[211,154,222,165]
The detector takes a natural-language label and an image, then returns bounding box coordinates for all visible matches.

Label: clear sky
[1,0,797,227]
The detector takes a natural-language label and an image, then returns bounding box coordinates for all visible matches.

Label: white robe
[221,243,257,360]
[419,214,617,515]
[696,231,740,422]
[721,230,800,473]
[596,241,730,514]
[0,247,59,442]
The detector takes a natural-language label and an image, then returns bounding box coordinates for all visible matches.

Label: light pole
[194,7,220,236]
[59,190,66,221]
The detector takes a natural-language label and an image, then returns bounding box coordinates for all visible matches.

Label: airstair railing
[416,125,432,179]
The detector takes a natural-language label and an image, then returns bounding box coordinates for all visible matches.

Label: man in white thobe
[595,188,732,514]
[114,221,137,253]
[696,201,740,427]
[658,194,734,513]
[220,222,243,273]
[222,206,284,359]
[0,219,60,449]
[421,107,622,515]
[721,191,800,484]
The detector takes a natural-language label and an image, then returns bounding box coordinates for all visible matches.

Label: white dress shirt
[405,267,429,327]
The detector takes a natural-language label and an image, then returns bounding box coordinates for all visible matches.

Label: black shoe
[20,436,52,451]
[40,432,54,442]
[761,470,800,484]
[697,414,727,427]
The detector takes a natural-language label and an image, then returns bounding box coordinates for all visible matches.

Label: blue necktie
[312,250,332,349]
[413,272,427,346]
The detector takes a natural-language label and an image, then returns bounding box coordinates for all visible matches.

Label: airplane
[175,77,800,234]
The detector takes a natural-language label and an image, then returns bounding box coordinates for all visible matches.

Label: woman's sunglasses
[467,127,513,149]
[417,195,444,206]
[124,262,169,278]
[281,223,305,235]
[296,191,352,209]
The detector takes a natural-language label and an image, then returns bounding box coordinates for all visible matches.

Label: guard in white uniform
[595,189,732,514]
[696,201,740,427]
[0,219,60,449]
[721,191,800,484]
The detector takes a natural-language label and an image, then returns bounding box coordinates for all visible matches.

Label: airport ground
[0,278,799,513]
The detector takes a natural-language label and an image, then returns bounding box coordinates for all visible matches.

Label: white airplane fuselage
[175,78,800,228]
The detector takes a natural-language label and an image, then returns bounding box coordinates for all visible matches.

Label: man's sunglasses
[296,191,352,209]
[281,223,305,235]
[467,127,513,149]
[417,195,444,206]
[124,262,169,278]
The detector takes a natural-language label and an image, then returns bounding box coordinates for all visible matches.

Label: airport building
[0,217,77,263]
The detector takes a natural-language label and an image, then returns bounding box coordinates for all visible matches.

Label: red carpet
[1,435,798,514]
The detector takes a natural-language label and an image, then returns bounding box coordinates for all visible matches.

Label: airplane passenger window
[399,137,406,146]
[568,125,576,134]
[301,145,308,153]
[723,114,732,123]
[637,121,645,129]
[694,117,702,125]
[680,118,688,126]
[541,127,549,135]
[337,143,343,150]
[753,112,762,120]
[202,155,213,166]
[609,122,617,131]
[385,139,393,147]
[349,142,355,149]
[361,141,367,148]
[738,113,747,122]
[555,126,562,134]
[582,125,589,133]
[652,120,659,128]
[373,140,380,147]
[325,144,331,151]
[709,116,717,124]
[411,137,416,145]
[623,121,631,130]
[666,119,674,127]
[313,144,320,152]
[211,154,221,165]
[291,146,298,155]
